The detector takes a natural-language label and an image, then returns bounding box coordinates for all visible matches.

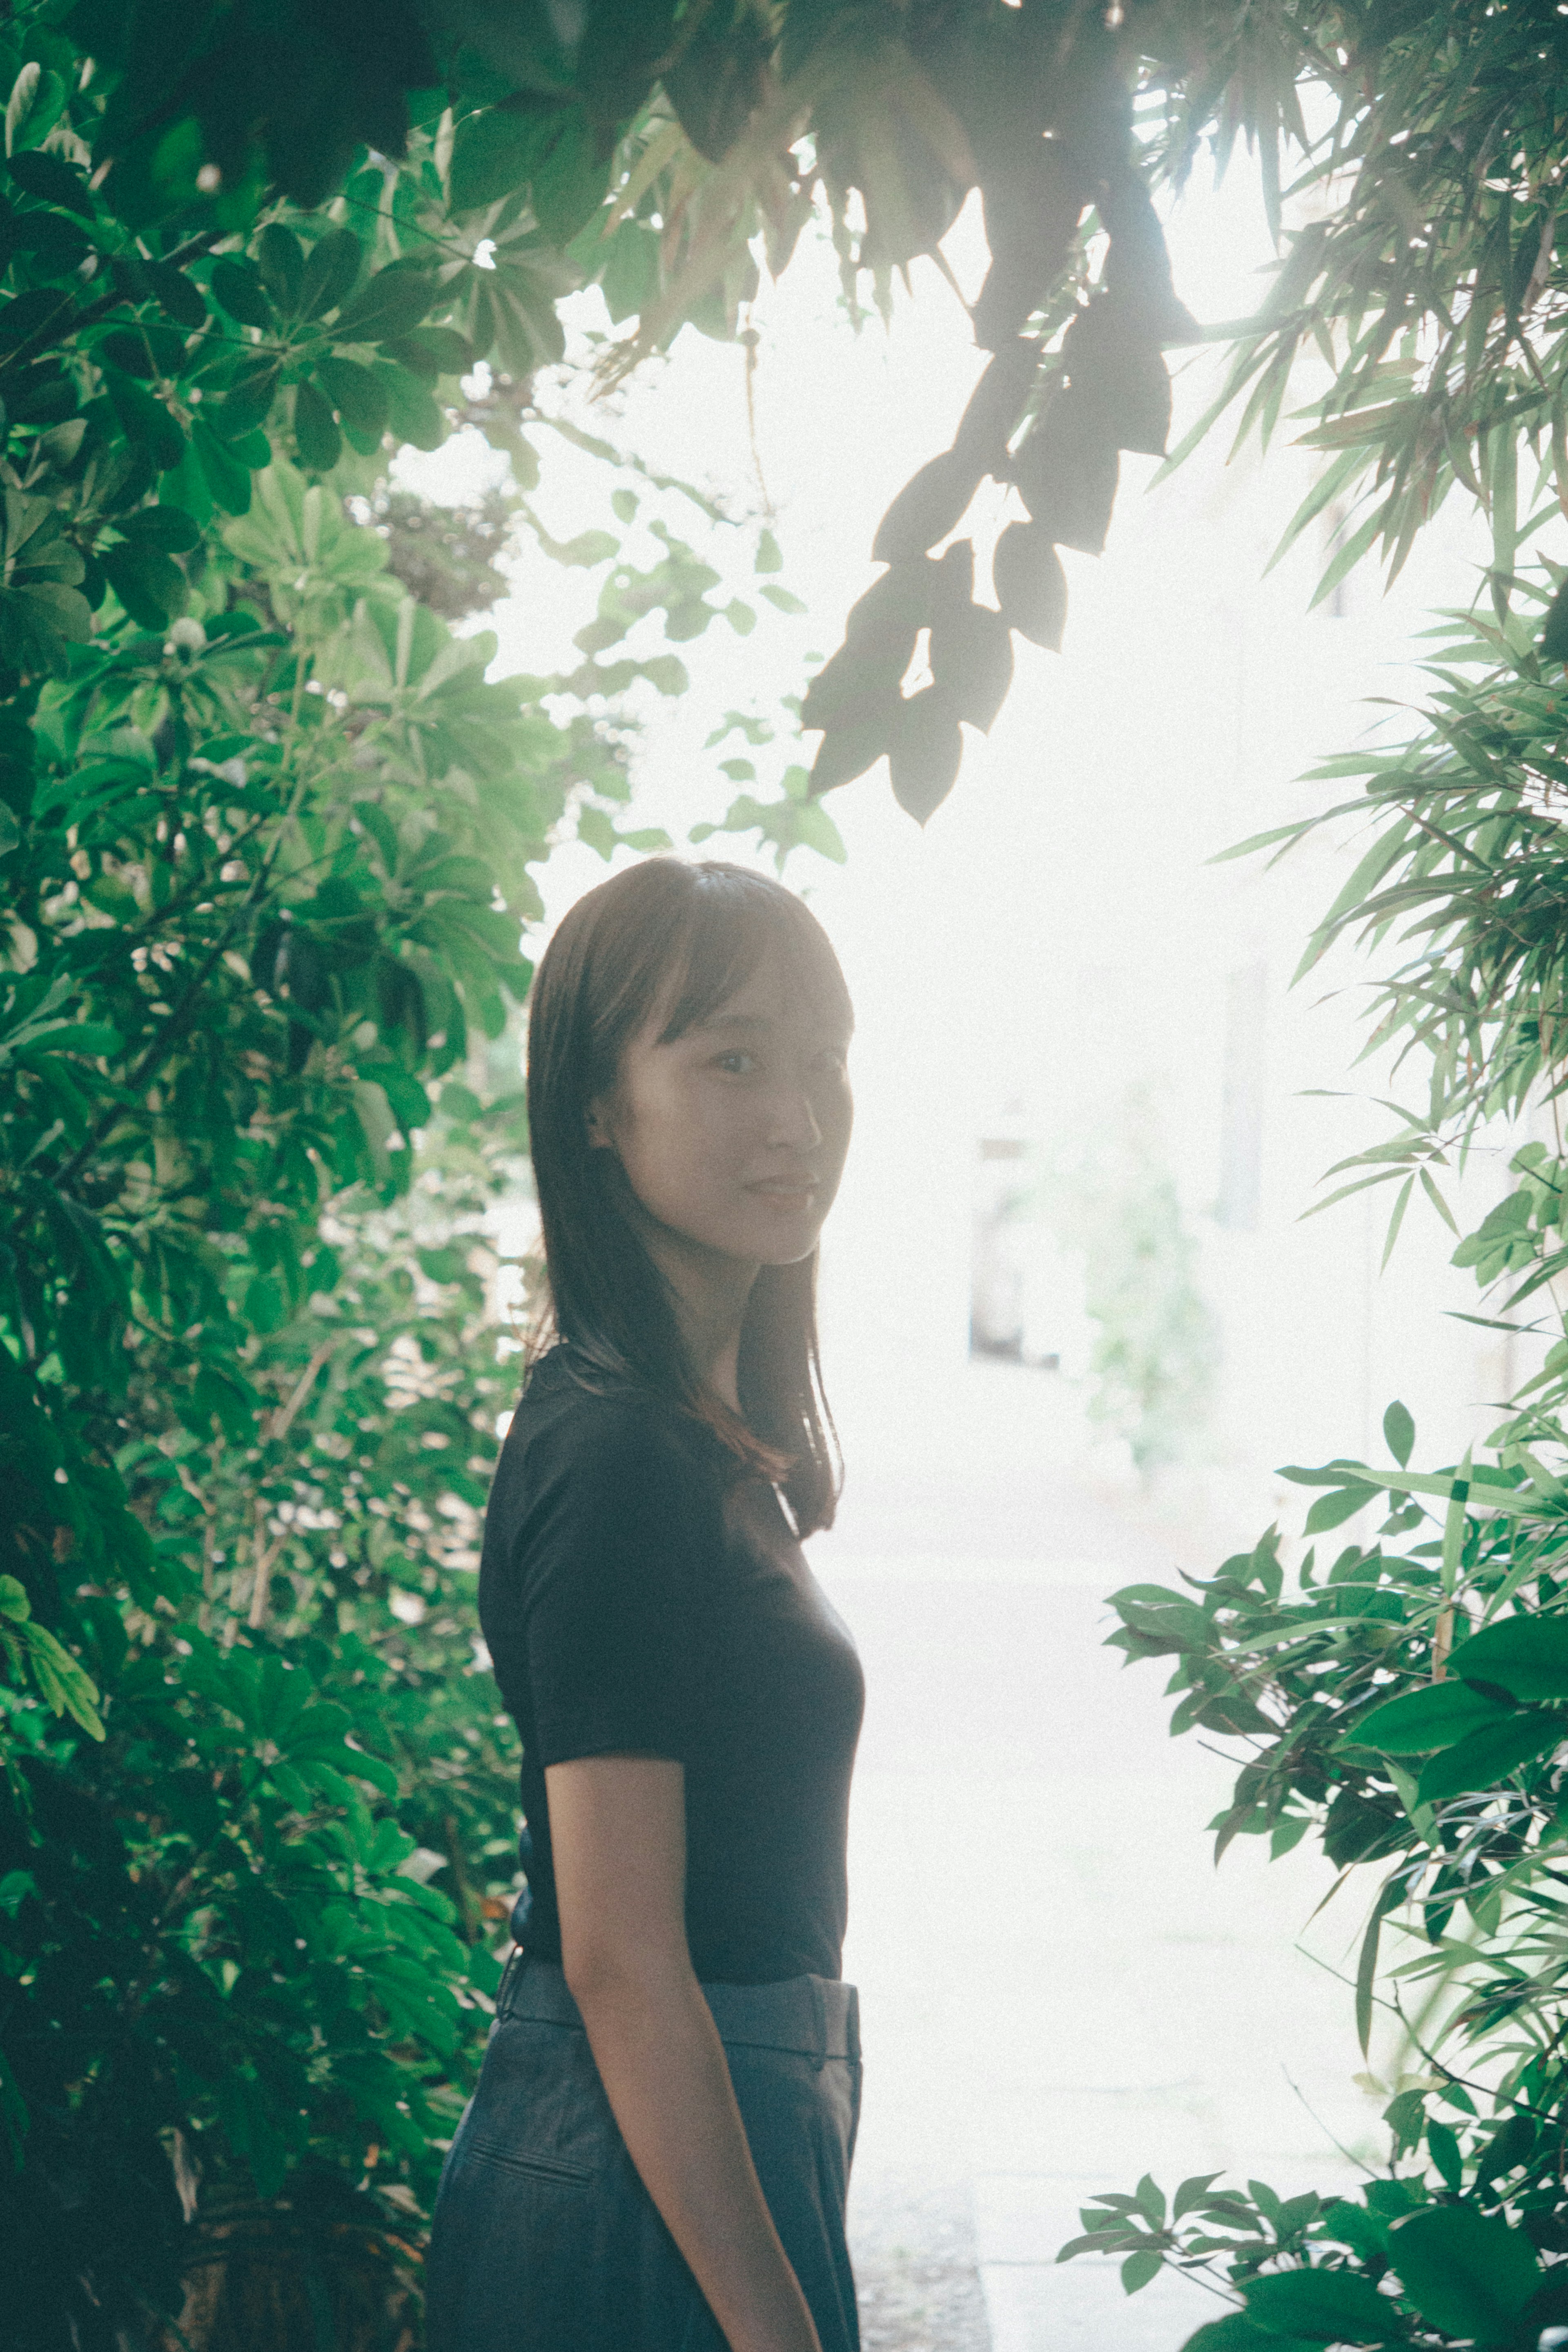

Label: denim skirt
[425,1951,862,2352]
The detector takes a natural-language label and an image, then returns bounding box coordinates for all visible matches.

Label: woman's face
[586,940,853,1270]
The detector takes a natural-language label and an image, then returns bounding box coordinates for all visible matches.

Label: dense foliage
[1054,4,1568,2347]
[0,4,837,2343]
[0,0,1227,836]
[24,0,1568,2345]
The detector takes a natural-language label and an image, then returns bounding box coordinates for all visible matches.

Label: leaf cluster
[1083,1321,1568,2348]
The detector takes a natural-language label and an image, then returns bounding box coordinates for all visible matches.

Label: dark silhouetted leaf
[929,599,1012,731]
[809,711,893,795]
[889,687,962,825]
[800,636,905,735]
[993,521,1067,650]
[872,449,984,565]
[1062,299,1173,456]
[953,338,1040,464]
[1012,394,1120,553]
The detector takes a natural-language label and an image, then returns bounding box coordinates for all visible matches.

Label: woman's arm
[546,1754,823,2352]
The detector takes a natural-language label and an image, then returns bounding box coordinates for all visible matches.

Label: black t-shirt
[478,1345,865,1984]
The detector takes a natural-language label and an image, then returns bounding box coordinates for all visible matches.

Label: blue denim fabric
[425,1954,862,2352]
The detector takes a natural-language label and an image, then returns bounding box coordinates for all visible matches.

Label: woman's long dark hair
[526,858,851,1536]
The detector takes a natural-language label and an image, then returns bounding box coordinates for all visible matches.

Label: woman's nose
[768,1086,823,1150]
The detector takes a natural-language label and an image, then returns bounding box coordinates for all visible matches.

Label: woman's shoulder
[482,1349,723,1608]
[506,1344,712,1491]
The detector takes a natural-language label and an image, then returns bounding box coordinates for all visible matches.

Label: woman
[426,858,865,2352]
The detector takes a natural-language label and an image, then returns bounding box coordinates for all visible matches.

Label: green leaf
[361,1062,431,1136]
[374,363,444,453]
[529,109,611,245]
[448,103,563,214]
[143,261,207,331]
[1541,569,1568,664]
[1383,1399,1414,1467]
[293,380,342,475]
[1242,2267,1392,2342]
[9,150,91,215]
[1454,1612,1568,1700]
[1349,1681,1511,1753]
[122,506,201,555]
[210,258,274,330]
[1425,2118,1463,2190]
[316,356,389,448]
[214,358,278,441]
[102,370,184,472]
[1416,1708,1566,1802]
[1387,2205,1539,2339]
[101,543,185,630]
[1355,1875,1401,2058]
[1182,2321,1317,2352]
[7,578,91,644]
[299,226,362,321]
[193,421,254,515]
[1134,2174,1166,2227]
[256,224,305,315]
[336,263,435,344]
[1303,1483,1380,1534]
[760,584,807,613]
[1121,2249,1163,2294]
[7,63,66,156]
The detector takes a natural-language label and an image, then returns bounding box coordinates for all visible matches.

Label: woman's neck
[636,1217,758,1414]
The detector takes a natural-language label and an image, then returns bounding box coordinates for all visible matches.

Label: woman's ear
[584,1094,614,1150]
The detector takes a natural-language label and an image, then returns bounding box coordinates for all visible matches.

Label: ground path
[808,1364,1376,2352]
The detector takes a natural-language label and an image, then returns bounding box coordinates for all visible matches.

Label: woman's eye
[714,1051,755,1075]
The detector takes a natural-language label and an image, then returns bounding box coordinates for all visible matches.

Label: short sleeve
[503,1402,714,1768]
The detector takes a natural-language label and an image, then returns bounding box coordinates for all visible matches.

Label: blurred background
[405,157,1515,2352]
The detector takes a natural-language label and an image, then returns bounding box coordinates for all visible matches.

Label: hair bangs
[657,871,853,1048]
